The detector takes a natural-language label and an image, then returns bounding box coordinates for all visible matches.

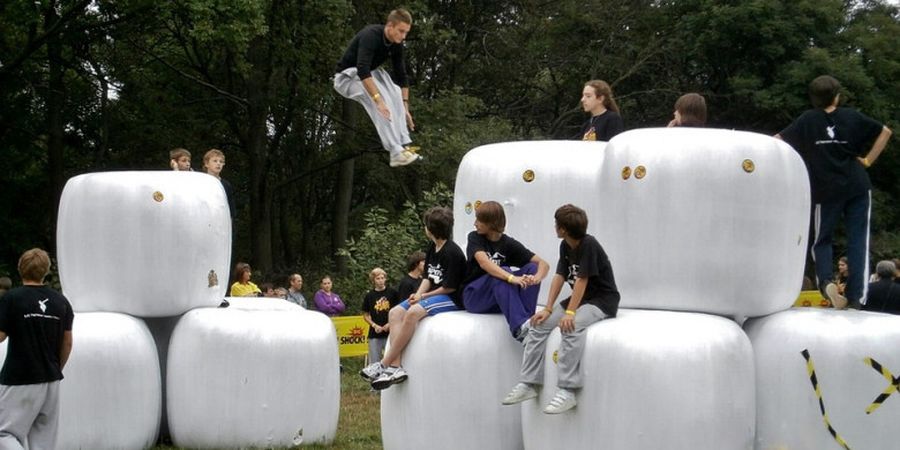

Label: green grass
[154,356,382,450]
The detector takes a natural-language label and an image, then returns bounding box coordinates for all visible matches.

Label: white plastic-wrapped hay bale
[381,312,524,450]
[57,171,231,317]
[745,309,900,450]
[454,141,607,303]
[597,129,809,318]
[521,309,755,450]
[59,312,161,449]
[166,300,339,448]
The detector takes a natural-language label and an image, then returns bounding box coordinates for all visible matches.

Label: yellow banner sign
[332,315,371,358]
[794,290,831,308]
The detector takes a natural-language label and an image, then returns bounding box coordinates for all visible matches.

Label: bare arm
[859,126,892,167]
[362,77,391,120]
[60,331,73,370]
[530,274,565,326]
[559,277,589,333]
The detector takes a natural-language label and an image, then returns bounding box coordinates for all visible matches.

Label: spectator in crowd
[0,248,74,449]
[462,201,550,340]
[862,260,899,314]
[776,75,892,309]
[169,148,192,171]
[286,274,307,308]
[0,277,11,298]
[894,258,900,281]
[502,204,620,414]
[367,207,466,390]
[314,276,345,316]
[667,93,707,127]
[259,282,277,298]
[203,149,236,219]
[835,256,849,296]
[361,268,400,366]
[274,287,288,299]
[396,251,425,301]
[578,80,624,141]
[230,262,262,297]
[334,8,420,167]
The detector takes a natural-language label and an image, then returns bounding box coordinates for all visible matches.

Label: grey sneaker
[543,388,576,414]
[371,366,408,390]
[823,282,848,309]
[359,361,384,382]
[502,383,538,405]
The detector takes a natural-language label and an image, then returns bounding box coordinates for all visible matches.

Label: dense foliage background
[1,0,897,308]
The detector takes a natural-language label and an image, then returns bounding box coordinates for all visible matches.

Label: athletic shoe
[502,383,538,405]
[359,361,384,382]
[371,366,408,390]
[543,388,577,414]
[823,282,848,309]
[404,145,421,154]
[389,150,420,167]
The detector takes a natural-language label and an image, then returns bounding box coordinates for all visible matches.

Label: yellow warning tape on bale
[863,357,900,415]
[801,349,851,450]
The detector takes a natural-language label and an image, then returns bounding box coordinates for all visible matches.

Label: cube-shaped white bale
[454,141,607,303]
[522,309,755,450]
[745,309,900,450]
[167,301,339,448]
[598,129,809,317]
[57,171,231,316]
[381,312,524,450]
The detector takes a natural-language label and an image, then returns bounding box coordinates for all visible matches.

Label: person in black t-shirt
[667,93,707,127]
[462,201,550,340]
[863,261,899,314]
[502,204,619,415]
[334,8,420,168]
[396,251,425,301]
[0,248,74,449]
[366,207,466,390]
[578,80,624,141]
[777,75,892,309]
[361,267,400,363]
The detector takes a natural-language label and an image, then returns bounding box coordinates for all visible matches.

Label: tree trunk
[45,7,65,253]
[246,38,274,272]
[332,98,357,275]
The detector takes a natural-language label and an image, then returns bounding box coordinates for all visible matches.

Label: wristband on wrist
[862,157,871,168]
[565,309,576,316]
[506,274,515,283]
[372,92,382,102]
[543,306,553,313]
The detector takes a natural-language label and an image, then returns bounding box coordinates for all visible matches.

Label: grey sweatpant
[0,381,61,450]
[333,67,411,156]
[519,302,608,389]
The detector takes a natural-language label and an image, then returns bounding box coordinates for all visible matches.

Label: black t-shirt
[396,274,422,302]
[464,231,535,284]
[362,287,399,338]
[556,234,620,317]
[779,108,883,203]
[335,24,408,87]
[862,279,900,315]
[425,240,467,308]
[578,110,624,142]
[0,285,74,385]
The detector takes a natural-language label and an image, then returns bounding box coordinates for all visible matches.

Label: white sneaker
[389,150,420,167]
[543,388,576,414]
[359,361,384,382]
[371,366,408,390]
[502,383,538,405]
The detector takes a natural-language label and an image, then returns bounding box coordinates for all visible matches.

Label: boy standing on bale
[502,204,620,414]
[777,75,892,309]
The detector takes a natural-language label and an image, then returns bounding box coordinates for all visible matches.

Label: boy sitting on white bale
[503,204,620,414]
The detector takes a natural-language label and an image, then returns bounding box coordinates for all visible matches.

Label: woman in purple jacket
[314,276,346,316]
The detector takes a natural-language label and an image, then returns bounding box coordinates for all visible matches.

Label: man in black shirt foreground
[0,248,74,449]
[777,75,892,309]
[334,8,421,168]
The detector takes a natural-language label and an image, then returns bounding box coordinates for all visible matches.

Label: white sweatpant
[0,381,60,450]
[333,67,411,156]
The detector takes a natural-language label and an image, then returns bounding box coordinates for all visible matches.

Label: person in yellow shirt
[230,262,262,297]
